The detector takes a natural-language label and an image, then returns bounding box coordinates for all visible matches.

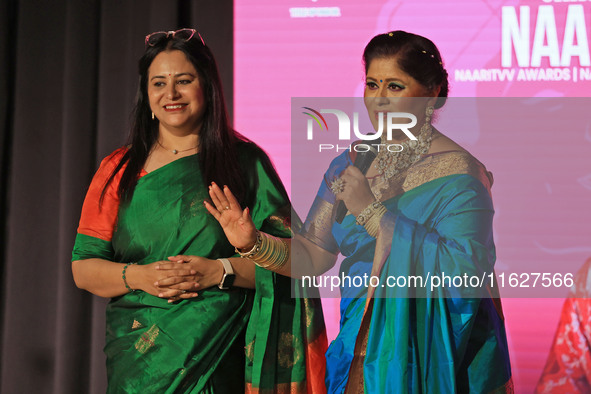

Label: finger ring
[181,290,187,294]
[224,206,230,210]
[330,177,345,194]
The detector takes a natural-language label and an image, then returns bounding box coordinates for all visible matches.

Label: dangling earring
[425,105,434,125]
[152,112,155,120]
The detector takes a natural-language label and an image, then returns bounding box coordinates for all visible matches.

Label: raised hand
[204,182,257,251]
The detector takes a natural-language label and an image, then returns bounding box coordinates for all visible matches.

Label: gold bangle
[364,205,387,237]
[356,201,387,238]
[235,231,261,258]
[355,201,382,226]
[238,231,289,271]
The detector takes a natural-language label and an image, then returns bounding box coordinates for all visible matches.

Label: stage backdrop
[234,0,591,392]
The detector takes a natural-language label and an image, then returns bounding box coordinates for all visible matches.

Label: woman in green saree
[72,29,326,393]
[207,31,513,393]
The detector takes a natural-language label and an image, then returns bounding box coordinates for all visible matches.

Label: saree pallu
[72,145,327,393]
[302,150,512,393]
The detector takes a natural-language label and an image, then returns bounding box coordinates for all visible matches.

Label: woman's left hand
[154,255,223,302]
[335,166,376,217]
[204,182,258,251]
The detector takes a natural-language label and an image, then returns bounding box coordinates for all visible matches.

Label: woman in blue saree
[209,31,512,393]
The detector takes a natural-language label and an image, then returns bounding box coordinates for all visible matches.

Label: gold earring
[152,112,155,120]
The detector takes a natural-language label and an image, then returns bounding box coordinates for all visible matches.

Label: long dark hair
[102,32,250,204]
[363,30,449,109]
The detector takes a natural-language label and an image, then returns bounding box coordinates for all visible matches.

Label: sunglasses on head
[144,28,205,47]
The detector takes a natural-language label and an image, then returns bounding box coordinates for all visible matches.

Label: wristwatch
[217,258,236,290]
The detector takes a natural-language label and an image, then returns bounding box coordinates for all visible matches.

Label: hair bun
[363,30,449,109]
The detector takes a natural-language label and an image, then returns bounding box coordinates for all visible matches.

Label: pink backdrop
[234,1,591,391]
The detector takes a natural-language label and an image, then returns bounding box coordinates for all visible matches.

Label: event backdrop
[235,0,591,392]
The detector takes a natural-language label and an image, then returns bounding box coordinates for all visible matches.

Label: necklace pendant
[172,149,178,154]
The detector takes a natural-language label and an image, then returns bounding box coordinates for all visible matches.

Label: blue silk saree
[301,150,512,393]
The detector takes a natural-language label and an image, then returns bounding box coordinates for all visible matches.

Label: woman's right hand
[126,261,199,301]
[204,182,257,251]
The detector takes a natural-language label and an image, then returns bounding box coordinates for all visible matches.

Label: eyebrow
[150,72,197,81]
[366,76,406,83]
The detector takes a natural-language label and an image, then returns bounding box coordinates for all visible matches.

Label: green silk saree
[73,145,327,393]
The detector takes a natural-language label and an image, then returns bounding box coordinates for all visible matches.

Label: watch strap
[218,258,233,275]
[217,258,235,289]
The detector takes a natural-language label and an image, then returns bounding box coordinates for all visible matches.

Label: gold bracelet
[235,231,262,258]
[364,204,387,237]
[355,201,382,226]
[237,231,289,271]
[356,201,387,238]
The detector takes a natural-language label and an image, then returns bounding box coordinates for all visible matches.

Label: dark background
[0,1,234,392]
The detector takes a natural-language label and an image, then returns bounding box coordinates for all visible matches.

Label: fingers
[331,166,365,200]
[341,166,365,185]
[159,288,199,303]
[222,184,241,211]
[343,165,364,178]
[154,264,196,275]
[156,273,200,302]
[154,274,198,287]
[167,281,201,291]
[208,182,242,213]
[209,182,233,211]
[209,182,226,211]
[335,166,377,216]
[157,280,199,292]
[204,184,229,221]
[204,200,222,220]
[339,166,369,192]
[242,207,251,222]
[331,175,345,201]
[154,259,197,287]
[331,168,359,201]
[166,256,186,263]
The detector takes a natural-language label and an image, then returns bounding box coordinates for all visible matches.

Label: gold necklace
[157,139,199,155]
[374,106,435,180]
[374,121,433,180]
